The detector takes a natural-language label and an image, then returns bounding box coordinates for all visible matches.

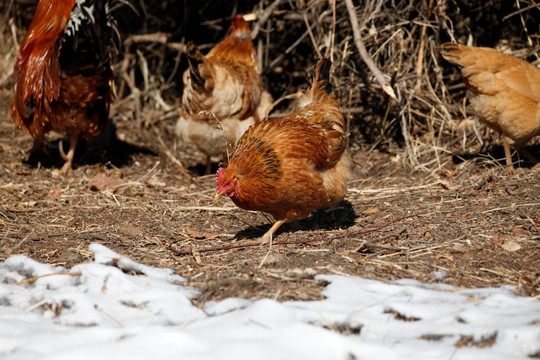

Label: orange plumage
[441,43,540,171]
[215,59,351,243]
[10,0,116,173]
[177,14,272,174]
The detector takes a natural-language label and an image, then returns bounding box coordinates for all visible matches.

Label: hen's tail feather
[440,43,465,65]
[303,58,336,105]
[186,41,207,88]
[313,58,333,94]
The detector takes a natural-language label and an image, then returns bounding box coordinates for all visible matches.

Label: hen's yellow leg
[260,219,286,246]
[503,137,514,174]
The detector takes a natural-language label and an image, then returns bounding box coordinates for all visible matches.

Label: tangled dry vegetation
[0,0,539,302]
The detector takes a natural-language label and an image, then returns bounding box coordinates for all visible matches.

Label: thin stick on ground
[155,129,184,170]
[12,272,83,285]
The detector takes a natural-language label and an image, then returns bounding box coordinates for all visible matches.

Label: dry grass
[0,0,539,302]
[3,0,538,169]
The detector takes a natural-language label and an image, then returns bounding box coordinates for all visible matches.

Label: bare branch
[344,0,397,100]
[123,32,186,53]
[250,0,284,39]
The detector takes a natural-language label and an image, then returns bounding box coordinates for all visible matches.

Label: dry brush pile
[1,0,539,171]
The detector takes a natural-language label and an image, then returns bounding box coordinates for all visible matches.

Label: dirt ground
[0,85,539,303]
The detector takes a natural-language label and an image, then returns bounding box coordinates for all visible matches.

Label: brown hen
[10,0,116,173]
[441,43,540,171]
[177,14,273,174]
[215,59,351,244]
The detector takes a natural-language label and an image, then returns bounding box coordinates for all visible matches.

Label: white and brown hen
[177,15,272,174]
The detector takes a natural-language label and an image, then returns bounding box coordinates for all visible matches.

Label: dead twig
[154,128,184,170]
[267,21,317,70]
[414,0,434,92]
[302,12,322,59]
[123,32,186,52]
[0,207,15,220]
[12,272,82,285]
[344,0,397,100]
[250,0,284,39]
[124,32,168,46]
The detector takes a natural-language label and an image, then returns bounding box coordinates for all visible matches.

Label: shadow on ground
[23,120,155,170]
[452,143,539,170]
[234,200,357,241]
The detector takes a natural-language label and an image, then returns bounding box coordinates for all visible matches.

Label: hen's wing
[233,113,344,174]
[441,43,540,101]
[441,43,540,144]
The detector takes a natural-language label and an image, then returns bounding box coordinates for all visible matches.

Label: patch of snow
[0,244,538,359]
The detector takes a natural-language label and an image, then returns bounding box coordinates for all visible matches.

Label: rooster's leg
[260,219,286,246]
[57,135,79,174]
[503,137,514,174]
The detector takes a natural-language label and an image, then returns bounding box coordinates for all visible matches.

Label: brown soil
[1,86,539,303]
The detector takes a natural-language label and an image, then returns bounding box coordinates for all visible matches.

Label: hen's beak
[214,192,223,202]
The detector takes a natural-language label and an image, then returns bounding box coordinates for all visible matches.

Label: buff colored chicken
[441,43,540,172]
[215,59,351,244]
[10,0,116,173]
[177,14,273,174]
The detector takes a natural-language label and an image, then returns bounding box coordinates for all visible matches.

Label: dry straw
[2,0,538,172]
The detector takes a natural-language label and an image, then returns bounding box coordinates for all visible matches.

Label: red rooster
[177,14,272,174]
[10,0,116,173]
[215,59,351,244]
